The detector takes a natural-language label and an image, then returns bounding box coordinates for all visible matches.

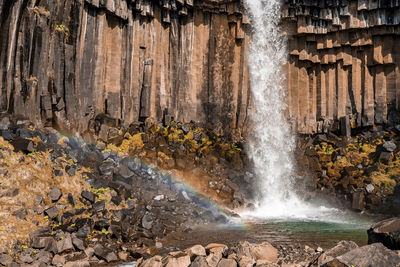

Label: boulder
[352,191,364,211]
[318,240,359,265]
[64,260,90,267]
[93,244,118,263]
[52,255,66,266]
[165,252,191,267]
[57,236,74,253]
[324,243,400,267]
[206,252,223,267]
[238,255,255,267]
[185,245,207,260]
[217,258,237,267]
[0,254,13,266]
[137,255,162,267]
[205,243,229,254]
[190,256,209,267]
[234,241,278,263]
[383,141,397,152]
[368,217,400,250]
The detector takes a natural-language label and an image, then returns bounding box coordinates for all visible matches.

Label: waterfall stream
[243,0,337,220]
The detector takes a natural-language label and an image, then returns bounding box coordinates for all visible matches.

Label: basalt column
[0,0,250,138]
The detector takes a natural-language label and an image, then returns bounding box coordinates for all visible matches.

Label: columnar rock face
[283,0,400,134]
[1,0,400,136]
[0,0,250,137]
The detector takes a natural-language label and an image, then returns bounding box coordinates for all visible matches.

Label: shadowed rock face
[0,0,251,138]
[0,0,400,136]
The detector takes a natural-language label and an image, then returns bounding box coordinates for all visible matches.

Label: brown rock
[318,240,359,266]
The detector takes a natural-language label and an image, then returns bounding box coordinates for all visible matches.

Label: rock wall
[0,0,250,138]
[1,0,400,136]
[283,0,400,134]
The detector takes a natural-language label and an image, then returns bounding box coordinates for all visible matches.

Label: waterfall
[243,0,335,219]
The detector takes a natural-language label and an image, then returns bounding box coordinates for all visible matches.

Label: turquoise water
[163,212,378,249]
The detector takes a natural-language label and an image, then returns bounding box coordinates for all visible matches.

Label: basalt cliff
[0,0,399,137]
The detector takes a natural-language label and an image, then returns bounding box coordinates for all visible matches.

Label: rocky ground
[296,125,400,216]
[0,116,400,266]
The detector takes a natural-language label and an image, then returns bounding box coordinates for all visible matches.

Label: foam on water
[242,0,340,221]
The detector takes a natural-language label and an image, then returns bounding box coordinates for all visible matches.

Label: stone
[118,251,130,261]
[64,260,90,267]
[44,206,60,219]
[11,137,35,153]
[141,214,154,230]
[57,236,74,253]
[366,184,374,193]
[205,243,229,254]
[325,243,400,267]
[138,255,162,267]
[12,207,27,220]
[52,255,66,266]
[92,200,105,212]
[93,244,118,263]
[379,152,392,164]
[368,217,400,250]
[238,255,255,267]
[383,141,397,152]
[318,240,359,265]
[340,116,351,137]
[164,252,191,267]
[190,256,209,267]
[50,187,62,202]
[31,236,57,252]
[234,241,278,263]
[218,258,237,267]
[65,165,76,176]
[99,159,115,175]
[0,254,13,266]
[352,191,364,211]
[6,188,19,197]
[81,190,96,203]
[72,236,85,251]
[206,252,222,267]
[185,245,207,260]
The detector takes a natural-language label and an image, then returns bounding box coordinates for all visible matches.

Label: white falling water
[242,0,337,220]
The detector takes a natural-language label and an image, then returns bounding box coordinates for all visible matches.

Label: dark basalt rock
[10,137,35,153]
[368,217,400,250]
[81,191,96,204]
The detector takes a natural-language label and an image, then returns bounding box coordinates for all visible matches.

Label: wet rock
[326,243,400,267]
[352,191,365,211]
[318,240,359,265]
[368,217,400,250]
[218,258,237,267]
[50,187,62,202]
[44,206,60,219]
[52,255,66,266]
[12,207,27,220]
[81,191,96,203]
[383,141,397,152]
[0,254,13,266]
